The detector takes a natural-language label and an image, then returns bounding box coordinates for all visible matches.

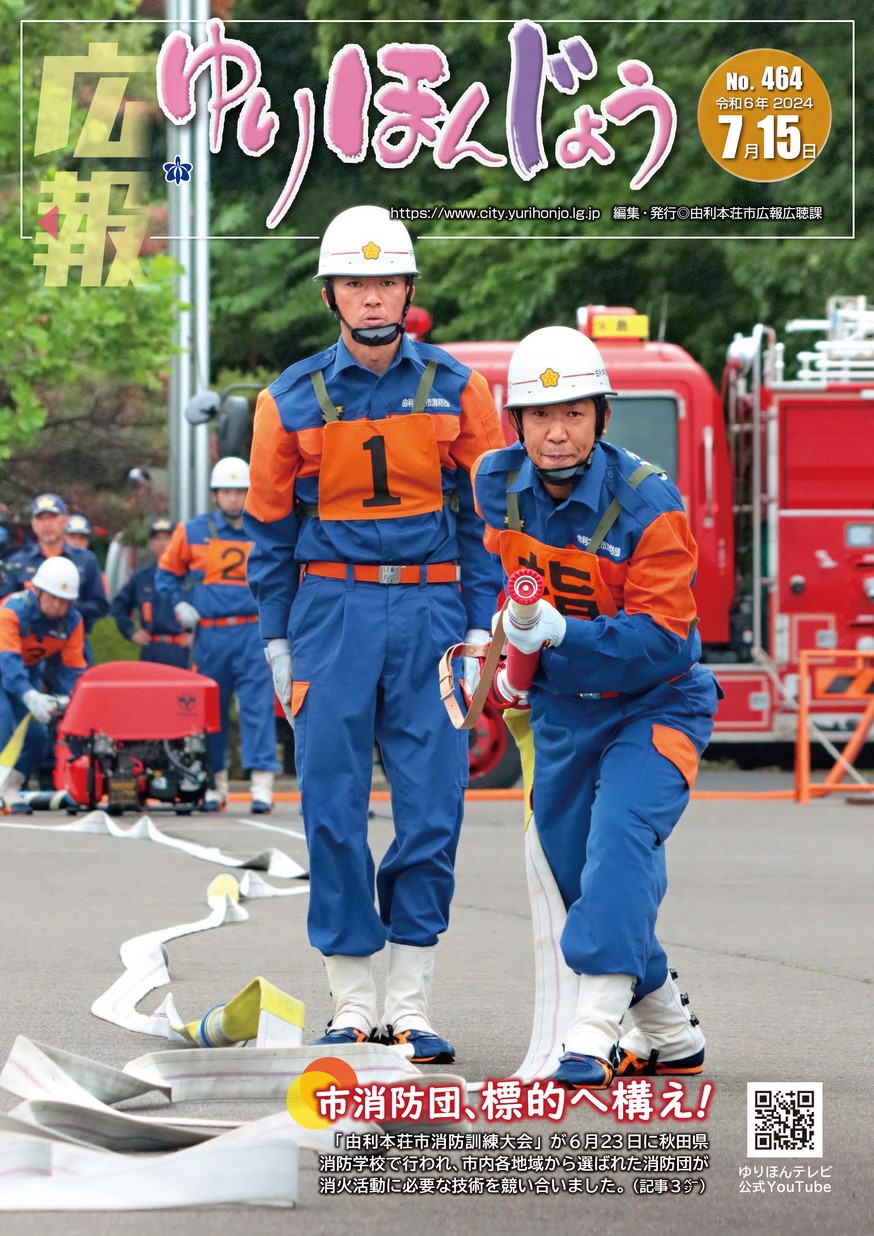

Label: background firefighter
[155,458,279,813]
[0,557,86,798]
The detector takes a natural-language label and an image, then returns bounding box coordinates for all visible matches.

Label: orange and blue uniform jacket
[474,439,702,696]
[0,542,108,634]
[243,333,505,638]
[110,562,189,669]
[154,511,277,775]
[0,590,86,701]
[153,512,258,619]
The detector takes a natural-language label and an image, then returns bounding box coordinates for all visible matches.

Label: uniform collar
[212,509,241,534]
[329,332,421,379]
[509,442,607,513]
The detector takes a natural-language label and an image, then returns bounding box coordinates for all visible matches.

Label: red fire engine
[443,296,874,770]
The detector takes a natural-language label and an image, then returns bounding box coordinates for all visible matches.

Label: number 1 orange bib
[318,414,443,522]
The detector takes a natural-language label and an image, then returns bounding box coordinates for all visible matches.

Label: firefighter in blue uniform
[473,326,721,1089]
[0,557,86,798]
[64,514,93,551]
[244,205,505,1062]
[0,494,109,655]
[155,459,279,813]
[110,519,191,669]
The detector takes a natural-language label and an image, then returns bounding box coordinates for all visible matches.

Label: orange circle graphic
[697,48,831,183]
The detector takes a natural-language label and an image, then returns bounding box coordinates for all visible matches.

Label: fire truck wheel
[466,698,523,790]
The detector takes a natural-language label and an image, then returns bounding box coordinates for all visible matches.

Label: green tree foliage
[211,0,868,383]
[0,1,177,466]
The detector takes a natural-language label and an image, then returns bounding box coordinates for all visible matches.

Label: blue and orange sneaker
[615,1045,705,1076]
[385,1026,455,1064]
[551,1052,614,1089]
[311,1024,374,1046]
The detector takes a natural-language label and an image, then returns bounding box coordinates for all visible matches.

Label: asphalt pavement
[0,767,871,1235]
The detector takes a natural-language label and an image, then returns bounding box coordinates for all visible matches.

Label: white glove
[462,628,490,700]
[22,689,58,725]
[174,601,201,629]
[265,638,294,726]
[504,600,567,654]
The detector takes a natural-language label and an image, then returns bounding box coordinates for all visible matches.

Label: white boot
[384,942,436,1033]
[314,955,378,1042]
[618,970,705,1073]
[0,768,26,808]
[383,943,455,1062]
[0,769,26,796]
[250,769,274,814]
[563,973,636,1060]
[205,768,228,810]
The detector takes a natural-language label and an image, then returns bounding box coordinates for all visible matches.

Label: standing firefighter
[244,205,504,1061]
[155,459,279,813]
[0,558,86,796]
[111,519,192,669]
[473,326,721,1088]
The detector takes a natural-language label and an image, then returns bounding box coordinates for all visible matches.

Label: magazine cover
[1,3,870,1233]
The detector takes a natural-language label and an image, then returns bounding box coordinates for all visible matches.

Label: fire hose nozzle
[506,568,545,629]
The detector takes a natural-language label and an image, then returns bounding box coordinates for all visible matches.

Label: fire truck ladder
[725,321,775,659]
[788,295,874,384]
[725,317,874,787]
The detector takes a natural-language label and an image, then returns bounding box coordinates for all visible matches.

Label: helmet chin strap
[535,456,594,485]
[325,278,414,347]
[508,403,605,488]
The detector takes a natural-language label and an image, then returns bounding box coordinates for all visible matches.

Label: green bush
[90,616,139,663]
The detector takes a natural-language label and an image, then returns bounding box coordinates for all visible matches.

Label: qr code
[746,1083,823,1157]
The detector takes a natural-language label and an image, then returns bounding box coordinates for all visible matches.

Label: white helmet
[210,457,250,489]
[505,326,617,409]
[32,556,80,600]
[316,205,419,278]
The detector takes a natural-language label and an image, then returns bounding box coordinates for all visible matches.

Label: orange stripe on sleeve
[470,451,505,553]
[158,522,192,578]
[62,618,87,669]
[0,606,22,655]
[451,371,507,472]
[624,510,699,639]
[246,389,301,523]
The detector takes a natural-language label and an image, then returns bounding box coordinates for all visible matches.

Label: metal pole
[165,0,180,520]
[176,0,193,519]
[192,0,211,512]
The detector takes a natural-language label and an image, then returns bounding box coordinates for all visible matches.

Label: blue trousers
[0,680,50,778]
[141,641,191,670]
[529,666,718,1001]
[192,622,279,774]
[289,572,469,956]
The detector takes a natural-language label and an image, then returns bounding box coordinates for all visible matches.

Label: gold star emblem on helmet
[540,367,560,388]
[361,241,381,260]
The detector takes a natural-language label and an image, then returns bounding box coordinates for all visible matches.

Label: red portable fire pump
[55,661,221,813]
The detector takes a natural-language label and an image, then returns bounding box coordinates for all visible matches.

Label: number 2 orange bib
[203,538,251,586]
